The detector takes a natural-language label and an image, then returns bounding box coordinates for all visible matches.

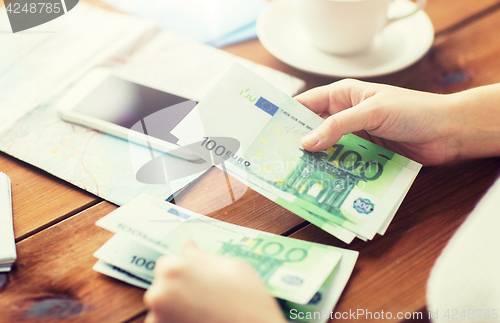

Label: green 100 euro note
[93,231,358,323]
[96,193,347,305]
[172,64,421,242]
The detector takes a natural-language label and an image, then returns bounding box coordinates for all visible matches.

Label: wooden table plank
[174,167,306,234]
[124,313,146,323]
[0,202,147,323]
[0,152,100,241]
[0,168,308,322]
[425,0,500,33]
[288,157,500,322]
[373,5,500,92]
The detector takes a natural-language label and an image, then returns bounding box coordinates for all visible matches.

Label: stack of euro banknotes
[93,65,420,322]
[172,64,421,244]
[94,194,359,323]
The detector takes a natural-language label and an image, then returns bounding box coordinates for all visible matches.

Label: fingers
[298,79,389,151]
[301,101,375,151]
[144,312,157,323]
[150,241,199,281]
[294,84,334,115]
[297,79,383,151]
[144,282,164,321]
[144,241,203,323]
[144,256,181,323]
[181,240,200,257]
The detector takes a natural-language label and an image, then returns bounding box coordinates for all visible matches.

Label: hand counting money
[96,194,345,305]
[172,64,421,242]
[93,194,358,323]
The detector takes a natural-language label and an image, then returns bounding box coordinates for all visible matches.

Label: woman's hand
[144,241,286,323]
[297,79,500,165]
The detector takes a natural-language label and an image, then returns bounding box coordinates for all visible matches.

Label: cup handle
[386,0,427,25]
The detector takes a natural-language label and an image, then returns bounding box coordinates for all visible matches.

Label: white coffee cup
[294,0,427,55]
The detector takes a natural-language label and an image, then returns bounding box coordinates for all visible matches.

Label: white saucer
[256,0,434,78]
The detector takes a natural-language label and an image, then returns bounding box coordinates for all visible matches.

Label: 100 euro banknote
[172,64,421,241]
[93,232,358,323]
[96,193,346,305]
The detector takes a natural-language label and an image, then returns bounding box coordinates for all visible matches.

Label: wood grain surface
[425,0,500,33]
[0,152,100,241]
[1,0,500,322]
[373,4,500,92]
[173,167,306,234]
[0,202,147,323]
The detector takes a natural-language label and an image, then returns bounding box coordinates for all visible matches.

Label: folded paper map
[0,3,305,207]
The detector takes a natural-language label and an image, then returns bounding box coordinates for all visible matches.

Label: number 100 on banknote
[172,64,421,242]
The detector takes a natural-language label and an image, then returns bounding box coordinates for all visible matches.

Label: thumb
[301,104,372,151]
[181,240,200,257]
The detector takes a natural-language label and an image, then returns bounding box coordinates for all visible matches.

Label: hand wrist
[447,84,500,160]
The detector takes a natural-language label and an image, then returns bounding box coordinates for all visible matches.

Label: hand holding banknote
[297,79,456,166]
[95,193,358,323]
[298,80,500,166]
[144,241,286,323]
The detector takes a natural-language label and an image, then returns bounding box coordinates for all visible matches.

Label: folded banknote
[172,64,421,242]
[96,194,351,305]
[93,193,358,323]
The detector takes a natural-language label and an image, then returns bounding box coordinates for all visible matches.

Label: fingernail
[301,132,319,147]
[182,240,199,256]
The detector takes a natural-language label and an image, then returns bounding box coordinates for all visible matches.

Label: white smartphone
[57,68,201,161]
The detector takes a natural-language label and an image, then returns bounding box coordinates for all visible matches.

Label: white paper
[101,0,267,45]
[0,173,15,269]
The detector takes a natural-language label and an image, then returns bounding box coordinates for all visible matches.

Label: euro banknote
[93,233,358,323]
[93,259,151,289]
[172,64,421,241]
[96,193,345,305]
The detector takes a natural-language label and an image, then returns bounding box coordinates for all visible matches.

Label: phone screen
[73,75,196,144]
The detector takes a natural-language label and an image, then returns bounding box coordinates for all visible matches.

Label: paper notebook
[0,173,15,272]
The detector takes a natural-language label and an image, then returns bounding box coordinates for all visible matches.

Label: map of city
[0,3,305,207]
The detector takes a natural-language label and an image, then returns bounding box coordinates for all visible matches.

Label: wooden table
[2,0,500,322]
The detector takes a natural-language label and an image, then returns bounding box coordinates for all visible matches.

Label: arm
[143,241,287,323]
[296,79,500,166]
[447,84,500,161]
